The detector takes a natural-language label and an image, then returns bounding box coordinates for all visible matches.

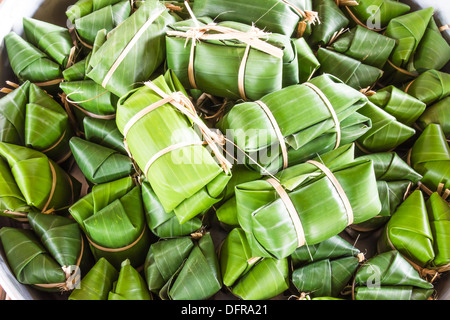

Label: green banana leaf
[355,101,416,153]
[368,85,426,126]
[351,151,422,231]
[60,80,119,119]
[317,47,383,90]
[141,178,203,238]
[410,123,450,193]
[108,259,152,300]
[413,17,450,74]
[417,96,450,138]
[378,190,450,271]
[86,0,176,97]
[144,233,222,300]
[83,117,127,154]
[192,0,315,38]
[309,0,349,47]
[23,17,74,68]
[0,142,81,214]
[166,17,285,101]
[69,257,119,300]
[4,32,62,86]
[0,81,73,164]
[219,228,289,300]
[74,0,131,46]
[291,235,362,298]
[66,0,124,23]
[0,156,35,221]
[62,58,87,82]
[293,37,321,83]
[69,137,134,184]
[69,176,151,269]
[341,0,410,30]
[353,250,434,300]
[382,7,434,84]
[233,144,381,259]
[404,69,450,106]
[217,74,369,174]
[328,25,396,69]
[116,70,231,224]
[0,227,66,290]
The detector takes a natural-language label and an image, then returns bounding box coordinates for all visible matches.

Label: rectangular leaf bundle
[115,70,232,224]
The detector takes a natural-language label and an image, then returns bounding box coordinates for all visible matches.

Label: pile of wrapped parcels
[0,0,449,301]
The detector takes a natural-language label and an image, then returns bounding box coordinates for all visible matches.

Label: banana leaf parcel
[166,17,286,101]
[352,250,434,300]
[0,142,81,218]
[116,70,232,224]
[86,0,176,97]
[0,81,74,164]
[4,32,63,88]
[66,0,125,23]
[382,7,439,84]
[83,117,127,155]
[368,85,426,127]
[327,25,396,69]
[0,211,90,292]
[350,151,422,232]
[378,190,450,276]
[69,257,118,300]
[409,123,450,195]
[291,235,363,298]
[233,144,381,259]
[72,0,131,46]
[108,258,152,300]
[217,73,370,174]
[144,233,222,300]
[404,69,450,106]
[316,48,383,90]
[219,228,289,300]
[69,137,134,185]
[417,97,450,138]
[141,178,203,238]
[22,17,75,69]
[338,0,410,31]
[355,101,416,153]
[192,0,317,38]
[309,0,349,47]
[69,176,152,269]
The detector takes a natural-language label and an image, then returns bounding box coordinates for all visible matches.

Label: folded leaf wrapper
[409,123,450,195]
[108,259,152,300]
[378,190,450,273]
[144,233,222,300]
[83,117,127,154]
[192,0,317,38]
[69,257,119,300]
[86,0,176,97]
[0,81,74,164]
[0,142,80,216]
[4,32,62,88]
[233,144,381,259]
[0,212,90,292]
[219,228,289,300]
[353,250,434,300]
[218,74,370,174]
[291,235,362,298]
[116,70,232,224]
[351,151,422,231]
[69,176,151,269]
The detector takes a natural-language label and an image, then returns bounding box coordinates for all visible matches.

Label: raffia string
[303,82,341,149]
[342,5,387,32]
[41,160,57,214]
[266,177,306,248]
[122,80,232,176]
[280,0,319,25]
[101,7,167,89]
[64,91,116,120]
[306,160,354,225]
[254,100,288,170]
[386,59,418,77]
